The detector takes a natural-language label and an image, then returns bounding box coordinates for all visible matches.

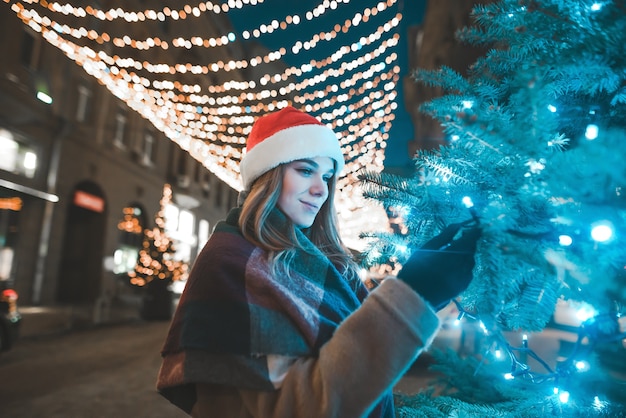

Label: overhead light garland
[18,1,399,76]
[6,0,404,247]
[29,0,266,21]
[43,0,350,48]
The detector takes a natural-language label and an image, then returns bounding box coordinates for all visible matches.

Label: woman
[157,106,480,418]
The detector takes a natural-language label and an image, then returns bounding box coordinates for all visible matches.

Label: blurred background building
[0,2,246,322]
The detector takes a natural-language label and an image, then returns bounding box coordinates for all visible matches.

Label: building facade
[404,0,492,155]
[0,2,243,323]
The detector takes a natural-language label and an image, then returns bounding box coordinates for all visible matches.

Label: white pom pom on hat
[239,106,345,190]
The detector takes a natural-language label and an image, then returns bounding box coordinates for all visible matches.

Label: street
[0,320,187,418]
[0,314,436,418]
[0,309,595,418]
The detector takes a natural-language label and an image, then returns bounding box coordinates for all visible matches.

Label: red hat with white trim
[240,106,345,190]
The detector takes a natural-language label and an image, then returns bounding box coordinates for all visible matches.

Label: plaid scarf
[157,207,394,417]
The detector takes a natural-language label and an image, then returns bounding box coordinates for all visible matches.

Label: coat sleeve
[192,278,440,418]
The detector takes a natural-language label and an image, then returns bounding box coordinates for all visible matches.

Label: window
[113,246,140,275]
[113,111,127,148]
[202,173,211,198]
[194,159,202,183]
[176,148,190,187]
[0,128,38,178]
[140,132,155,166]
[76,85,92,122]
[214,182,223,208]
[164,203,196,263]
[164,203,196,295]
[113,206,144,274]
[197,219,210,252]
[178,210,194,238]
[164,204,179,233]
[21,29,40,69]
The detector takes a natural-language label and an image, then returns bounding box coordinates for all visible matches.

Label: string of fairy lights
[20,0,267,21]
[451,299,626,409]
[6,0,403,246]
[25,0,356,49]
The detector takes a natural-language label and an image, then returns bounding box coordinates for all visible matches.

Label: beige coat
[190,278,440,418]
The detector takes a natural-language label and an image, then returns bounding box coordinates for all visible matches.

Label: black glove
[397,221,481,310]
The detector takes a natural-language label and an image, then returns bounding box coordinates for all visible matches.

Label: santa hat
[240,106,345,190]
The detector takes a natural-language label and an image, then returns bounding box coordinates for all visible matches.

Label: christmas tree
[359,0,626,415]
[128,184,188,320]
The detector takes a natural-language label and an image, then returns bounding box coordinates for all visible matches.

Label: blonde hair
[239,163,360,282]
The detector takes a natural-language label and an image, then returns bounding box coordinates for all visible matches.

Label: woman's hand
[397,221,481,310]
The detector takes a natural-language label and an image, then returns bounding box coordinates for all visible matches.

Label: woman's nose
[310,176,328,197]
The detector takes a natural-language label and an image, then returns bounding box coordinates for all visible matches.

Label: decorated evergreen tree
[359,0,626,415]
[128,184,188,320]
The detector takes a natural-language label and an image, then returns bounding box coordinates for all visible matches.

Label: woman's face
[278,157,335,228]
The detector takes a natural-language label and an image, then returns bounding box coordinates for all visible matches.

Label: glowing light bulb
[547,104,557,112]
[575,360,589,371]
[558,235,572,246]
[462,196,474,208]
[575,303,597,322]
[559,391,570,403]
[462,100,473,109]
[591,3,603,11]
[585,124,599,140]
[591,223,613,242]
[397,244,409,255]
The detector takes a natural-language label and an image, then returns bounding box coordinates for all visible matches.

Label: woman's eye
[297,168,313,175]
